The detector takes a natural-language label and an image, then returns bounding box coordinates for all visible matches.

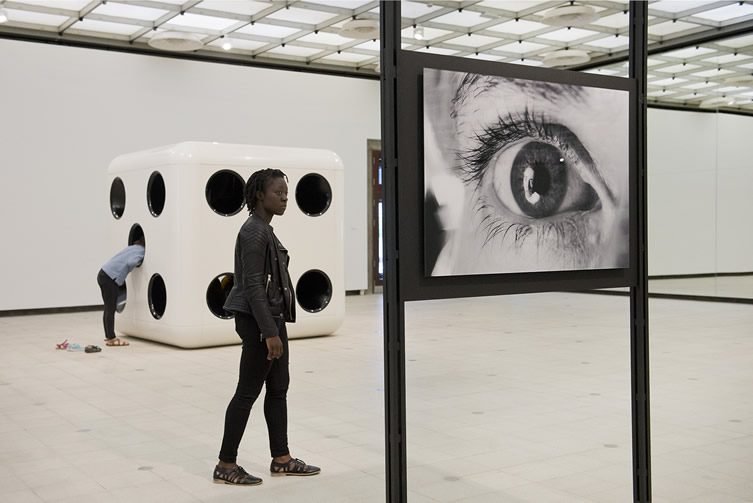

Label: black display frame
[398,52,637,301]
[381,2,650,502]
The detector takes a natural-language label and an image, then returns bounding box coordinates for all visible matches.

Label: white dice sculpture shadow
[107,142,344,348]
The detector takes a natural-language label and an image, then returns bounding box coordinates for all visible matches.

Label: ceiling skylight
[234,23,299,39]
[90,3,168,22]
[692,3,753,22]
[69,19,143,36]
[266,7,337,25]
[164,13,239,32]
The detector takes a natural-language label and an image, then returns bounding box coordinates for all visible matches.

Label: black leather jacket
[223,214,296,339]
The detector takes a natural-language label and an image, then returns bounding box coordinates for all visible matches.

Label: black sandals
[270,458,321,477]
[213,465,262,486]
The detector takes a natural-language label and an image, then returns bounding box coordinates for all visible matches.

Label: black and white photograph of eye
[423,67,630,277]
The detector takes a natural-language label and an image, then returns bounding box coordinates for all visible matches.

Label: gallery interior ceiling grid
[1,0,752,112]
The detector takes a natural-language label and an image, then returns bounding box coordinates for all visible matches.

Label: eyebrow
[451,73,586,117]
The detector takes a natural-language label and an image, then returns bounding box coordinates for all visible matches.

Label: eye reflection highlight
[423,68,629,276]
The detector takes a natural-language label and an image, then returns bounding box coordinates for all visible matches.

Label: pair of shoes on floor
[213,465,262,486]
[213,458,320,486]
[270,458,321,477]
[57,341,101,353]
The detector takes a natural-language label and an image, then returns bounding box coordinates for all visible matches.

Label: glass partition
[648,105,753,300]
[645,32,753,301]
[645,31,753,503]
[405,293,633,501]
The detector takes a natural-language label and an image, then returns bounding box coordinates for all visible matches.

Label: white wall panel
[716,114,753,273]
[0,39,379,310]
[647,108,718,275]
[648,108,753,276]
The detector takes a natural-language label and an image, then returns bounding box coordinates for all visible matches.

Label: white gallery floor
[0,292,751,502]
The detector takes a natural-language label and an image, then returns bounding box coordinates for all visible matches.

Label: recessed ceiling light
[148,31,204,52]
[340,19,379,40]
[543,49,590,67]
[0,7,8,24]
[542,5,598,27]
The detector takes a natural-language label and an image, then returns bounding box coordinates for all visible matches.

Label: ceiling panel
[266,7,338,25]
[14,0,90,9]
[584,35,630,49]
[297,31,357,46]
[486,18,550,35]
[265,44,323,57]
[649,1,715,14]
[479,1,553,13]
[654,63,703,73]
[90,3,168,22]
[513,58,544,66]
[400,26,454,40]
[464,52,502,61]
[320,51,374,63]
[3,8,68,26]
[163,13,240,32]
[652,77,689,86]
[206,37,266,51]
[692,3,753,22]
[415,46,459,56]
[353,39,379,51]
[538,27,596,42]
[444,33,501,48]
[69,18,143,36]
[430,10,488,28]
[400,0,443,20]
[494,40,548,54]
[717,34,753,49]
[648,20,699,37]
[662,46,717,59]
[592,11,629,29]
[196,0,271,16]
[234,23,299,38]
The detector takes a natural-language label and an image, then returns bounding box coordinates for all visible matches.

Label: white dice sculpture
[107,142,345,348]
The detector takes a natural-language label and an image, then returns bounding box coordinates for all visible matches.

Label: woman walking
[214,168,320,486]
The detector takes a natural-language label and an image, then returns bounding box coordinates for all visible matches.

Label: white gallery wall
[0,38,379,311]
[1,36,751,312]
[648,108,753,276]
[715,113,753,273]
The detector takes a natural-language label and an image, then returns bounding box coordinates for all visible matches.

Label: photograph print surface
[423,67,630,277]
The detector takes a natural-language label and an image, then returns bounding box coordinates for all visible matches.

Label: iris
[510,142,567,218]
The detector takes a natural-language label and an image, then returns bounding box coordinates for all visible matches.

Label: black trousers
[97,269,118,340]
[219,312,290,463]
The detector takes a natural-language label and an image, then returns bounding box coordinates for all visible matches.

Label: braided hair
[245,168,288,214]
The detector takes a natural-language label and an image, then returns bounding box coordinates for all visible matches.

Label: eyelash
[455,108,555,186]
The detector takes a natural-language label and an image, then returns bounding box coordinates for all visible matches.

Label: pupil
[530,162,551,196]
[510,142,568,219]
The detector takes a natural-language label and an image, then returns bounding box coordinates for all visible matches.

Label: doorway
[367,140,383,292]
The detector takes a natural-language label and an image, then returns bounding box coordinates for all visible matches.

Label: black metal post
[629,1,651,502]
[379,2,407,502]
